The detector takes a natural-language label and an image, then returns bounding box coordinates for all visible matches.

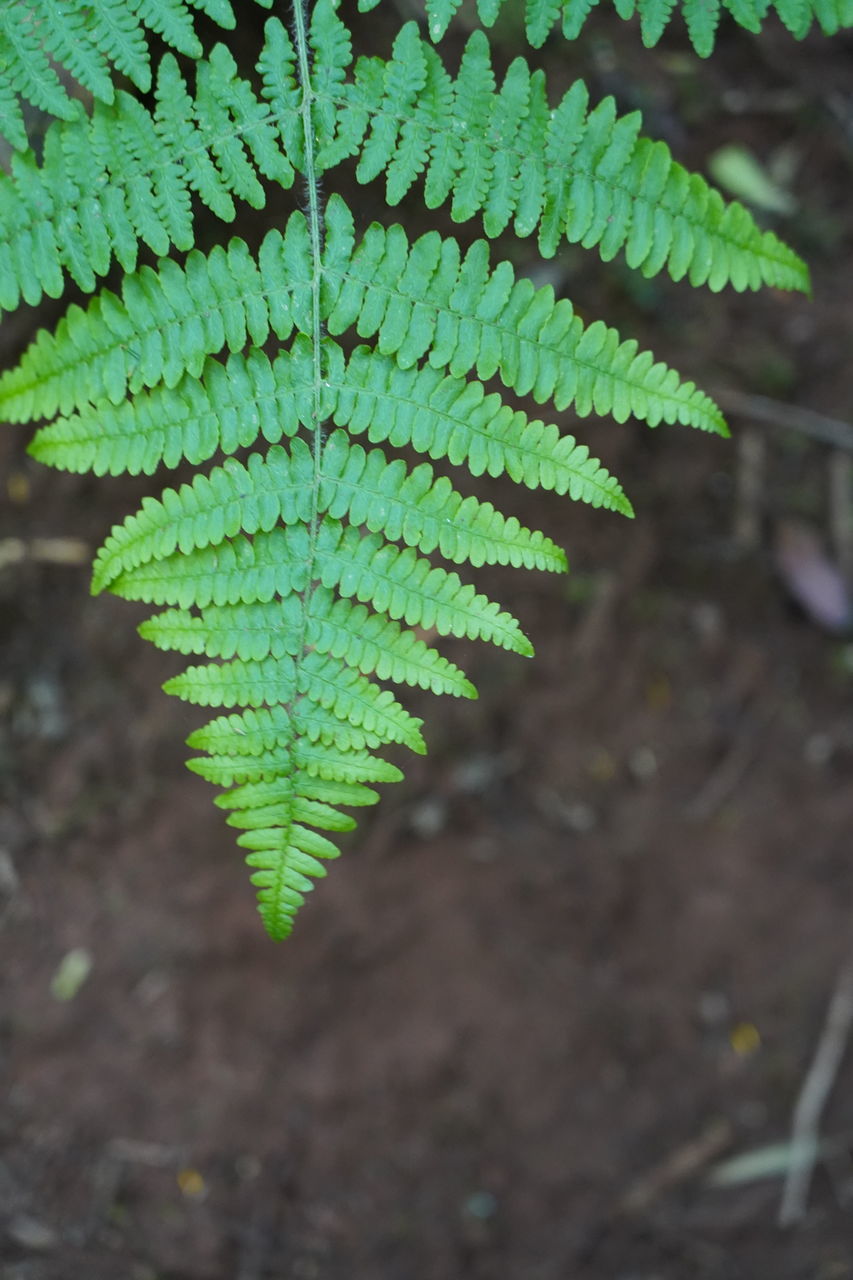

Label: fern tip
[262,915,292,942]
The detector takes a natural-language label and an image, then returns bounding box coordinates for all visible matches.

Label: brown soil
[2,15,853,1280]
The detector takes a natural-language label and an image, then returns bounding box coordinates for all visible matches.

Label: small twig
[709,1132,851,1188]
[732,428,766,551]
[105,1137,182,1166]
[778,951,853,1227]
[828,451,853,592]
[825,92,853,158]
[572,526,656,661]
[686,703,777,823]
[620,1119,732,1214]
[716,389,853,453]
[0,536,89,570]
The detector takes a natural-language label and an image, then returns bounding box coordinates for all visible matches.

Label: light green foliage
[0,35,296,310]
[359,0,853,54]
[0,0,817,937]
[336,24,806,287]
[0,9,808,318]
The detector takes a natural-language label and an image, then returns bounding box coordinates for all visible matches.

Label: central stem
[291,0,325,669]
[293,0,325,463]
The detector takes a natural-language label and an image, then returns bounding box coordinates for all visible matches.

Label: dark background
[2,8,853,1277]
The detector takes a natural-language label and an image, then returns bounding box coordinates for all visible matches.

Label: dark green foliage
[359,0,853,54]
[0,0,272,151]
[0,0,817,936]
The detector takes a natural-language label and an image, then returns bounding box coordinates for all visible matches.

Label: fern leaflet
[0,0,275,151]
[0,11,810,318]
[358,0,853,52]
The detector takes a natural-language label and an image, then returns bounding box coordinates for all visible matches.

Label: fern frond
[124,522,534,656]
[561,0,604,36]
[1,182,739,933]
[682,0,722,55]
[189,737,403,791]
[774,0,853,33]
[321,207,729,429]
[192,720,401,938]
[190,704,383,759]
[0,200,725,439]
[165,650,426,751]
[358,0,853,50]
[332,24,808,291]
[140,593,476,696]
[1,0,821,937]
[28,349,295,478]
[89,440,319,592]
[722,0,768,28]
[217,775,381,813]
[28,337,633,513]
[0,7,810,317]
[241,814,339,941]
[190,731,404,940]
[326,344,632,511]
[88,432,566,597]
[0,9,80,134]
[321,432,569,571]
[638,0,680,44]
[0,38,296,313]
[0,0,263,151]
[304,595,477,697]
[229,798,357,834]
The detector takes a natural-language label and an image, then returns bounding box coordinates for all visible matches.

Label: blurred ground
[2,11,853,1279]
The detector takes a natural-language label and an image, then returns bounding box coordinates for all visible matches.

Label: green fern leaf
[88,431,566,594]
[562,0,602,34]
[0,0,823,937]
[0,13,79,126]
[133,0,205,58]
[526,0,564,42]
[89,441,318,594]
[20,1,115,105]
[188,735,404,790]
[28,349,295,478]
[189,703,383,759]
[320,432,568,571]
[217,776,381,814]
[305,595,477,697]
[1,185,738,936]
[322,205,728,428]
[326,344,632,511]
[682,0,723,53]
[141,593,475,697]
[228,797,357,835]
[164,651,426,752]
[0,35,296,313]
[190,0,240,19]
[335,25,809,290]
[0,75,28,152]
[638,0,680,43]
[0,200,725,439]
[0,0,258,151]
[426,0,464,40]
[722,0,769,26]
[238,798,342,941]
[74,2,151,89]
[119,521,533,657]
[364,0,853,51]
